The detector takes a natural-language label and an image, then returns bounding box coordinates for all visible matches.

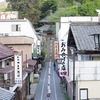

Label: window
[11,24,21,32]
[80,88,88,100]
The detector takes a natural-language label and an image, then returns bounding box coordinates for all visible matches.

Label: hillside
[0,1,8,11]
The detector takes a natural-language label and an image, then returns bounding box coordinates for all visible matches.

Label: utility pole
[76,2,78,16]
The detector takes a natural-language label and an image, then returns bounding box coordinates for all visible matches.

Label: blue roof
[0,87,15,100]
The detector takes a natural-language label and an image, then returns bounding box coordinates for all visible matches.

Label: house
[0,43,15,98]
[55,10,100,100]
[0,18,38,100]
[0,18,38,57]
[67,22,100,100]
[55,16,99,77]
[0,43,14,88]
[0,35,38,99]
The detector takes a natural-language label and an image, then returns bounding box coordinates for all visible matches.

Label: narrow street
[34,61,65,100]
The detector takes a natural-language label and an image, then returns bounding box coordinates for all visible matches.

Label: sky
[0,0,5,2]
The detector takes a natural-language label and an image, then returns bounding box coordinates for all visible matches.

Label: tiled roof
[27,59,37,66]
[0,44,14,59]
[39,17,48,23]
[36,25,52,32]
[70,22,100,51]
[0,87,15,100]
[24,59,37,73]
[0,66,14,73]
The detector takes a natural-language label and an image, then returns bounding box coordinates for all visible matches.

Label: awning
[25,67,34,73]
[0,66,14,73]
[26,59,37,66]
[24,59,37,73]
[0,87,15,100]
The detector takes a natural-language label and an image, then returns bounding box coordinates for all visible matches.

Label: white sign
[59,40,67,77]
[37,40,41,55]
[14,52,23,84]
[37,45,41,55]
[0,11,18,20]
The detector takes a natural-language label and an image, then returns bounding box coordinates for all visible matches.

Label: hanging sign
[54,41,58,59]
[14,51,23,85]
[59,40,67,77]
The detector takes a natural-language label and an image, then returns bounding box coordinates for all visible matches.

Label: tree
[47,0,100,22]
[40,0,57,18]
[7,0,42,26]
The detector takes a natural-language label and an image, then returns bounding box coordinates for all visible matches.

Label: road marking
[53,63,57,100]
[40,63,48,100]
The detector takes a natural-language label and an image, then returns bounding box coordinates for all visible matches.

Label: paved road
[35,61,65,100]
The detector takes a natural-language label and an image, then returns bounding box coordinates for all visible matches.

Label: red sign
[54,41,58,59]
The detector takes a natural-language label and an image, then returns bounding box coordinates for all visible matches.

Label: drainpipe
[27,73,30,95]
[73,52,75,100]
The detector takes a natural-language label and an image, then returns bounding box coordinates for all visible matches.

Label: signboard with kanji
[54,41,58,59]
[59,40,67,77]
[0,11,18,20]
[14,51,23,84]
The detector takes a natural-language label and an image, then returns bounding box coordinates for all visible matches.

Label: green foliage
[47,0,100,22]
[0,2,8,12]
[47,6,77,22]
[41,0,57,18]
[7,0,41,25]
[78,0,98,16]
[41,49,46,60]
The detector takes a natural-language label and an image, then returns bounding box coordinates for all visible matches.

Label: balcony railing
[69,60,100,81]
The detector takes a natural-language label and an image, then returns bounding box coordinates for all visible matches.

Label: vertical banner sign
[37,40,41,55]
[37,45,41,55]
[54,41,58,59]
[59,40,67,77]
[14,52,23,84]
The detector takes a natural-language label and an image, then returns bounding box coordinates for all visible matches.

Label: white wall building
[56,13,100,100]
[0,18,38,53]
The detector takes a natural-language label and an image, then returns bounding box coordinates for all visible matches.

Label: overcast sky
[0,0,5,2]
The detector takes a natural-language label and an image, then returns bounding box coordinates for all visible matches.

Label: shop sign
[0,11,18,20]
[14,52,23,84]
[37,45,41,55]
[59,40,67,77]
[54,41,58,59]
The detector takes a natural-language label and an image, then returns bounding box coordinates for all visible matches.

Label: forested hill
[1,0,100,27]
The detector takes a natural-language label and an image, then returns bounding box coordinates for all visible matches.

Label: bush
[41,49,46,61]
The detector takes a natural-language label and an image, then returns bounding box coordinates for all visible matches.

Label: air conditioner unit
[5,33,9,36]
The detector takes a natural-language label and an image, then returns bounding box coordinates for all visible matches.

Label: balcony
[69,60,100,81]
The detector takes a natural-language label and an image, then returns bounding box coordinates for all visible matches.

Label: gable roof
[70,22,100,51]
[0,87,15,100]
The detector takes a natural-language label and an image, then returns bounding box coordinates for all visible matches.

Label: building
[0,16,38,99]
[0,18,38,55]
[67,22,100,100]
[0,35,38,99]
[0,44,15,99]
[56,10,100,100]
